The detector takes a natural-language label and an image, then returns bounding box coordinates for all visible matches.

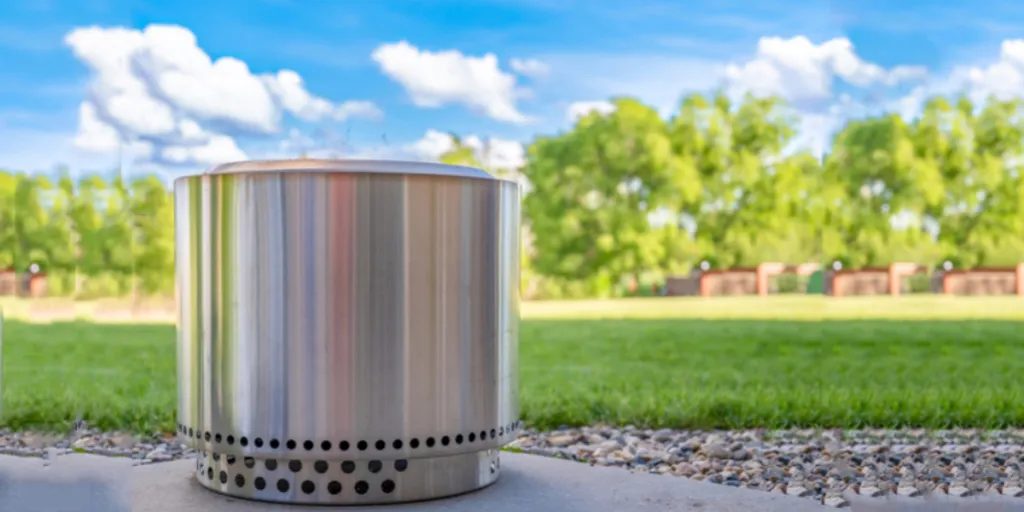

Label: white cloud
[723,36,928,105]
[407,129,525,171]
[262,70,384,122]
[334,100,384,121]
[710,36,930,156]
[956,40,1024,103]
[371,41,530,124]
[63,24,381,167]
[73,101,121,153]
[886,39,1024,122]
[73,101,157,161]
[566,100,616,122]
[469,136,526,171]
[409,129,457,161]
[296,129,526,173]
[510,58,550,79]
[161,135,246,165]
[542,37,920,120]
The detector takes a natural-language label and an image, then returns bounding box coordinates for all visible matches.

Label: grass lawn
[1,296,1023,433]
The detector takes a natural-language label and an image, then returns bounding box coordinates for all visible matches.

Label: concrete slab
[4,455,1024,512]
[0,454,134,512]
[1,452,825,511]
[136,453,828,512]
[847,495,1024,511]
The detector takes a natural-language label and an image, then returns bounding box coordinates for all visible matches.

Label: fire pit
[173,159,521,505]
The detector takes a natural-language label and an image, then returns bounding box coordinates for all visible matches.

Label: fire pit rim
[173,158,512,182]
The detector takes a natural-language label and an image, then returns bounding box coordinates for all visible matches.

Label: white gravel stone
[509,426,1024,504]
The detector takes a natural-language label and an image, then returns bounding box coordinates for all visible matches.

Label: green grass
[0,321,175,433]
[521,317,1024,429]
[1,296,1023,433]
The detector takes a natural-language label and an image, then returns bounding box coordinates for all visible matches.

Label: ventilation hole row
[202,452,409,474]
[250,458,402,474]
[199,466,394,496]
[177,420,522,451]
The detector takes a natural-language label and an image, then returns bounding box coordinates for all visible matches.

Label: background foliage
[2,93,1023,299]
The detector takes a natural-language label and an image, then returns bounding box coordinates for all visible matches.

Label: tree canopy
[2,92,1022,299]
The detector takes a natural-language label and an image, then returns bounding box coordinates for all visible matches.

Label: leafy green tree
[913,96,1024,268]
[0,90,1022,300]
[102,174,136,292]
[130,174,175,294]
[12,174,51,272]
[71,174,110,279]
[48,171,78,269]
[666,93,817,268]
[822,113,940,268]
[0,170,17,270]
[522,98,675,297]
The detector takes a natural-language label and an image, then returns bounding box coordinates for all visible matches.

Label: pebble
[507,426,1024,506]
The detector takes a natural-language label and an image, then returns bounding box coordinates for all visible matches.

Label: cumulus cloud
[954,40,1024,103]
[877,39,1024,123]
[407,129,525,171]
[73,102,157,161]
[510,58,550,79]
[555,35,925,146]
[371,41,530,124]
[723,36,927,105]
[262,70,383,122]
[161,135,247,164]
[320,129,525,172]
[706,36,928,155]
[73,101,121,154]
[265,127,524,174]
[407,129,458,161]
[566,100,616,122]
[64,24,381,167]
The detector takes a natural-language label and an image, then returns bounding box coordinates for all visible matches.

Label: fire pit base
[193,449,501,505]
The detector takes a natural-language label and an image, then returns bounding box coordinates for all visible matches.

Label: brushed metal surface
[174,160,521,505]
[194,448,503,505]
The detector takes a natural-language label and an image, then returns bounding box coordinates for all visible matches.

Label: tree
[100,173,136,292]
[666,93,817,268]
[822,113,940,268]
[130,174,175,294]
[12,174,50,272]
[1,91,1022,300]
[913,96,1024,268]
[72,174,110,279]
[522,98,675,297]
[0,171,16,270]
[40,170,79,294]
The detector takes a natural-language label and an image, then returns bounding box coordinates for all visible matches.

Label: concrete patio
[0,451,827,511]
[3,452,1023,511]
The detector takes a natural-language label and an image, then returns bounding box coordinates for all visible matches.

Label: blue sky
[3,0,1024,179]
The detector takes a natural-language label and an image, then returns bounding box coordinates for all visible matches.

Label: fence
[665,263,1024,297]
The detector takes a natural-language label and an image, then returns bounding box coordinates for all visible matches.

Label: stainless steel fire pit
[173,159,521,505]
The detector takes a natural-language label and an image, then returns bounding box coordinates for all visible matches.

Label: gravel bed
[508,426,1024,508]
[0,427,193,465]
[4,425,1024,508]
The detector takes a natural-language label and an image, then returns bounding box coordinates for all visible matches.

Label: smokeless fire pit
[173,159,521,505]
